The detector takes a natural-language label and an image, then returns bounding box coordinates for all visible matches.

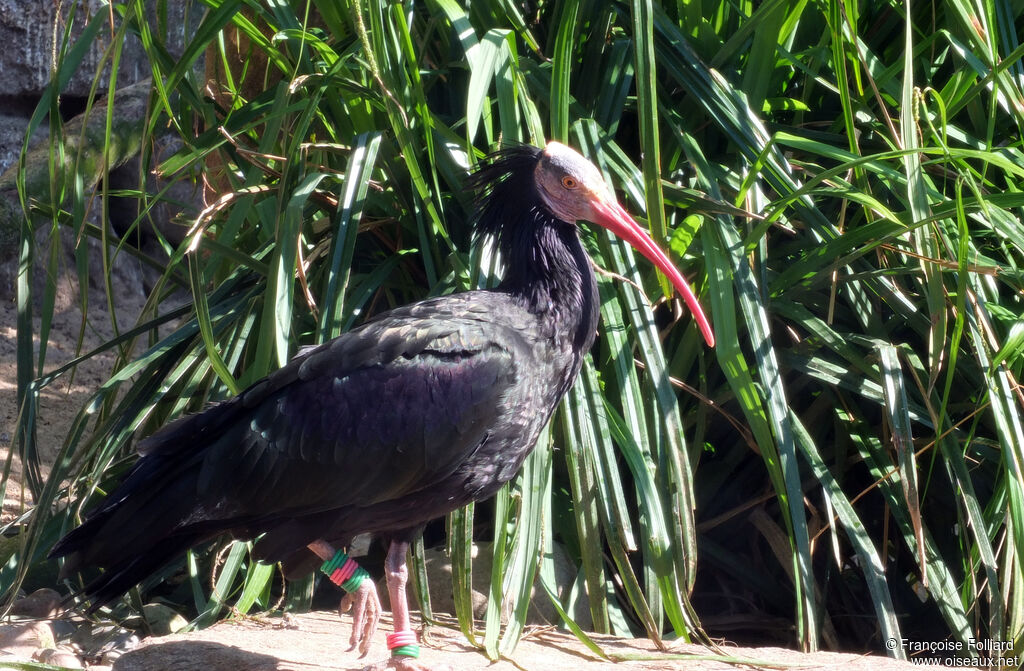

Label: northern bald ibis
[50,142,714,670]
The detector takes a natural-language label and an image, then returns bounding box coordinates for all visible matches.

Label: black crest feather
[466,144,545,255]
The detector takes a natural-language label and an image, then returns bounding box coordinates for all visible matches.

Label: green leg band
[391,644,421,658]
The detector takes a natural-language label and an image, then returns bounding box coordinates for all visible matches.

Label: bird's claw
[339,580,382,656]
[360,656,452,671]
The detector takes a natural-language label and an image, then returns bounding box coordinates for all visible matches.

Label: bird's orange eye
[561,176,579,189]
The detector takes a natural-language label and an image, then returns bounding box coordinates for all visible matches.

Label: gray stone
[10,587,63,618]
[100,647,126,666]
[106,132,202,250]
[113,640,282,671]
[0,112,47,176]
[141,603,189,636]
[98,630,140,662]
[0,0,123,97]
[0,620,56,658]
[49,618,79,641]
[70,621,138,659]
[33,646,84,668]
[0,0,196,98]
[0,210,151,307]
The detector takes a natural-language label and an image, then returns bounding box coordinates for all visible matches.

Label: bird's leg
[385,540,414,640]
[307,539,381,656]
[360,540,450,671]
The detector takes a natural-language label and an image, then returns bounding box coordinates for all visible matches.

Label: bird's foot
[359,655,452,671]
[338,580,382,656]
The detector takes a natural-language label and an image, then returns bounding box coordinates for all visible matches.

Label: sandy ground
[111,611,953,671]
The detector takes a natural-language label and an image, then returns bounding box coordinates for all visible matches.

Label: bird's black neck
[498,206,599,355]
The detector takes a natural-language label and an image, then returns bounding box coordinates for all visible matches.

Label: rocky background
[0,0,199,299]
[0,0,197,174]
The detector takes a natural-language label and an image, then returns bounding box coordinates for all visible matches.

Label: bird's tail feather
[75,530,208,611]
[49,452,237,608]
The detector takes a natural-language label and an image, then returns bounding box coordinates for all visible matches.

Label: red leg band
[387,630,418,648]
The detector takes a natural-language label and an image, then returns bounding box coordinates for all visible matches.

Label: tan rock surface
[110,611,952,671]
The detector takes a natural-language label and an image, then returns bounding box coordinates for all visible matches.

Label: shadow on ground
[111,611,954,671]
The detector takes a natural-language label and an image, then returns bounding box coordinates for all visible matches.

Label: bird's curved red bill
[592,198,716,348]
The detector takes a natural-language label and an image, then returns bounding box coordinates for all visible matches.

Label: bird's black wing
[144,293,535,522]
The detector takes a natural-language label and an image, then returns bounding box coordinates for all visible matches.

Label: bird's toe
[339,581,382,656]
[359,656,452,671]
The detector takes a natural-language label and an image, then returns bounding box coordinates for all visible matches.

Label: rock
[33,646,84,668]
[0,0,196,99]
[0,620,56,658]
[70,621,116,650]
[11,587,63,618]
[101,647,126,666]
[413,543,486,619]
[102,630,140,654]
[94,631,140,667]
[0,110,47,176]
[0,79,155,305]
[107,133,201,250]
[70,621,139,661]
[112,640,281,671]
[49,618,79,641]
[0,215,149,308]
[87,629,140,667]
[141,603,189,636]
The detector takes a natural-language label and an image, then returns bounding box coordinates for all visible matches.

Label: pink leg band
[330,558,358,584]
[319,550,368,593]
[387,630,418,648]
